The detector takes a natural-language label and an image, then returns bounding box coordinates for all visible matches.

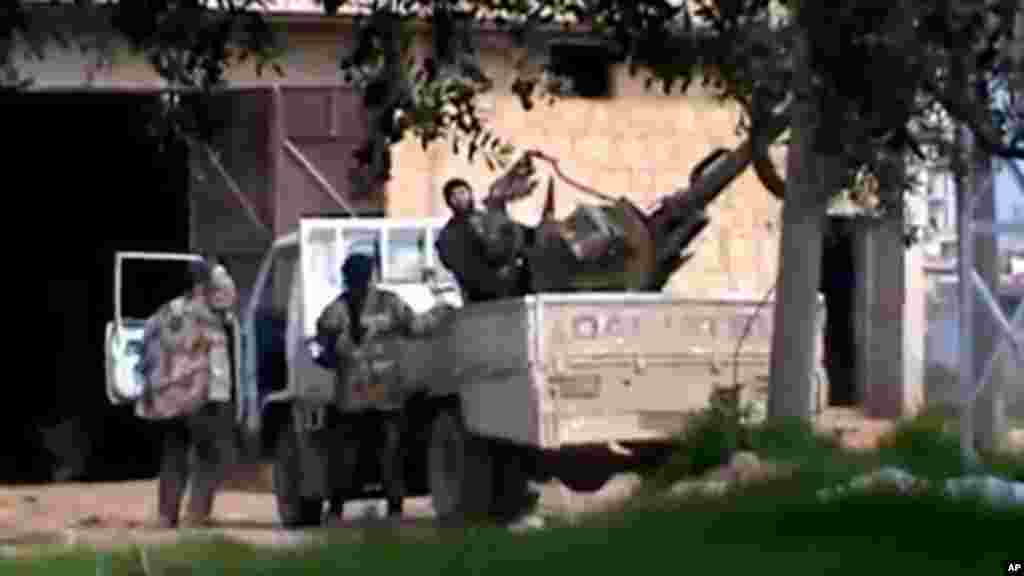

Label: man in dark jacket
[316,253,452,520]
[435,177,534,302]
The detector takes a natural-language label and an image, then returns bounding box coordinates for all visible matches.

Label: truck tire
[428,408,494,522]
[273,412,323,529]
[557,450,614,493]
[491,444,534,521]
[562,472,611,493]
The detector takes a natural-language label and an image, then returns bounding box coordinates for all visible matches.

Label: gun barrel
[648,106,789,235]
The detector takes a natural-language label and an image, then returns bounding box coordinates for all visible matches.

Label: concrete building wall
[385,40,783,299]
[14,17,782,299]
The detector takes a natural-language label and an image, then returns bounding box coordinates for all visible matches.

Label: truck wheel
[558,452,613,493]
[561,473,611,493]
[428,408,493,522]
[273,412,323,529]
[491,445,534,521]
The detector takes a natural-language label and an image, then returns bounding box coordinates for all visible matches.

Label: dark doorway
[4,92,191,483]
[820,217,858,407]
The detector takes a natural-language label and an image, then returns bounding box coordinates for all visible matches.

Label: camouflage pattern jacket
[135,295,235,420]
[316,287,453,413]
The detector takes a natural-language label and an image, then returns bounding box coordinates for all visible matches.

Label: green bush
[875,411,965,479]
[649,386,752,485]
[868,406,1023,482]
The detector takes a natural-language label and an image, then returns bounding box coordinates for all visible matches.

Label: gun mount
[517,108,788,293]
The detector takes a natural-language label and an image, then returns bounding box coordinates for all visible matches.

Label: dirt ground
[0,475,647,555]
[2,410,1018,558]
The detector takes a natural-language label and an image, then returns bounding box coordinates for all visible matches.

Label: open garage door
[4,91,192,483]
[189,84,377,309]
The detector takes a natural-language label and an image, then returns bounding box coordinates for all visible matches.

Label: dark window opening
[546,42,613,99]
[821,217,857,407]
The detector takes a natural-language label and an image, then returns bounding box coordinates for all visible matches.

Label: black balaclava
[341,253,376,343]
[342,253,375,296]
[344,251,376,332]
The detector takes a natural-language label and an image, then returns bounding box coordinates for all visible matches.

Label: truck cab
[250,217,460,526]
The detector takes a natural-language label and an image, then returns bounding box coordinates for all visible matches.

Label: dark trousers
[329,411,406,517]
[158,402,235,524]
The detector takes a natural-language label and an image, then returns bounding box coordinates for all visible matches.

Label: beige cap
[208,264,237,310]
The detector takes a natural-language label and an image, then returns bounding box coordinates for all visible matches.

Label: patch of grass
[253,492,1021,575]
[983,450,1024,482]
[875,411,965,479]
[5,397,1022,575]
[7,491,1019,576]
[873,408,1024,482]
[0,535,270,576]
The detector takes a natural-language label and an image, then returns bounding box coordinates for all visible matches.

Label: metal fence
[924,268,1024,418]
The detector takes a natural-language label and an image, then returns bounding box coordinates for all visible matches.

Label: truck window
[307,227,340,290]
[343,228,381,259]
[120,259,194,321]
[304,226,344,338]
[387,227,428,282]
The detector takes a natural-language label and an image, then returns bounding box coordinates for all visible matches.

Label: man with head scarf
[315,253,453,521]
[137,255,239,529]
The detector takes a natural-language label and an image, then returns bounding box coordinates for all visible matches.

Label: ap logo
[1008,562,1022,574]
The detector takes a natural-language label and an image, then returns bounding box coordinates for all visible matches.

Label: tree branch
[753,146,786,199]
[749,90,788,199]
[936,79,1024,160]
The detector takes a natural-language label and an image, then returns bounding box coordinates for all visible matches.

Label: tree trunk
[767,25,838,420]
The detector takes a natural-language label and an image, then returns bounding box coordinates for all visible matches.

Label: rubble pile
[667,451,794,499]
[816,467,1024,508]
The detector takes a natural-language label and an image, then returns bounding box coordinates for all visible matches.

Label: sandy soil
[0,473,645,556]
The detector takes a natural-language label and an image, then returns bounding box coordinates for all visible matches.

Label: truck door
[105,252,204,406]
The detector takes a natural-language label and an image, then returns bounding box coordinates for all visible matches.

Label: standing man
[435,176,534,303]
[137,256,239,529]
[315,253,452,520]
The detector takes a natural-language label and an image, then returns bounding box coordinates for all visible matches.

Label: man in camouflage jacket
[316,253,453,519]
[137,257,238,528]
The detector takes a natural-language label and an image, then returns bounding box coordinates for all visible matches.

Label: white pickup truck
[106,215,826,527]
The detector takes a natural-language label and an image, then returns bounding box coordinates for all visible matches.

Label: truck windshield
[342,229,382,287]
[387,227,428,282]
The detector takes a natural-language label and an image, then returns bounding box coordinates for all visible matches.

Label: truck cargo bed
[411,293,776,450]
